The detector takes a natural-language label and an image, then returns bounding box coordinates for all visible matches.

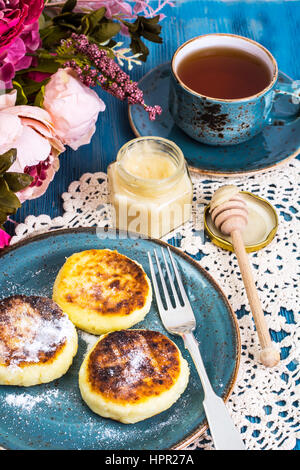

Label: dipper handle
[231,230,280,368]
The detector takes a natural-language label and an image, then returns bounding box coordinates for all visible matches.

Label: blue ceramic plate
[0,228,240,450]
[129,62,300,176]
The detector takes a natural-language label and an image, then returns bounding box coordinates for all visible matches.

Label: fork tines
[149,247,179,309]
[147,246,196,332]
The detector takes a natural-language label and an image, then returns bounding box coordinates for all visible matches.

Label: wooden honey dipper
[210,185,280,368]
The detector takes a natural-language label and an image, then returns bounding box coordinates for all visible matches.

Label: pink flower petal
[0,61,14,83]
[0,89,17,109]
[43,68,105,150]
[8,126,51,171]
[0,112,22,147]
[23,0,44,25]
[0,229,11,248]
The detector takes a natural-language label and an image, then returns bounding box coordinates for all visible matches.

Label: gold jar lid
[204,191,278,253]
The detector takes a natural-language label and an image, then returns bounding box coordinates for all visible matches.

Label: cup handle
[267,80,300,125]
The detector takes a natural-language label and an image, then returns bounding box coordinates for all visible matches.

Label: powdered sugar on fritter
[17,315,72,365]
[0,296,74,366]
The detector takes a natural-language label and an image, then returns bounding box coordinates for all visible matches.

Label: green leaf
[86,7,106,32]
[22,78,50,97]
[0,149,17,175]
[40,24,58,40]
[93,21,121,42]
[53,12,82,27]
[141,31,163,43]
[3,172,33,192]
[143,15,161,26]
[12,80,28,105]
[122,20,139,34]
[34,84,46,108]
[143,23,162,36]
[0,158,30,225]
[0,208,12,226]
[0,178,21,212]
[62,0,77,13]
[122,15,163,62]
[41,11,52,23]
[0,214,8,227]
[38,12,47,30]
[40,25,69,48]
[17,57,60,75]
[130,37,149,62]
[80,15,90,35]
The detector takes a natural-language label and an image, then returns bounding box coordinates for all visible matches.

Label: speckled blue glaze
[0,228,240,450]
[169,72,274,145]
[169,35,299,146]
[129,63,300,174]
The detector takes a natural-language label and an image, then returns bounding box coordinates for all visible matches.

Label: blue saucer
[129,63,300,176]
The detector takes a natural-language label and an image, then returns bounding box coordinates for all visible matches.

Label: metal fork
[148,246,245,451]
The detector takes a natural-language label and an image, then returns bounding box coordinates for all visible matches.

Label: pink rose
[0,0,43,53]
[0,228,11,248]
[43,68,106,151]
[0,91,65,201]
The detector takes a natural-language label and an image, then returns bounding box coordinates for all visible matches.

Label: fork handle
[182,332,246,450]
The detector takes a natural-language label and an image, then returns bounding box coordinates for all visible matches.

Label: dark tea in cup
[170,34,299,145]
[176,46,272,100]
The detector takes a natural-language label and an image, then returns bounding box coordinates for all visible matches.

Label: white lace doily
[11,160,300,451]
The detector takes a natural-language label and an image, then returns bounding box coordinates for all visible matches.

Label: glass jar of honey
[108,136,193,238]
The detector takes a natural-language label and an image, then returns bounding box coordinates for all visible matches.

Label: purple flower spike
[60,34,162,121]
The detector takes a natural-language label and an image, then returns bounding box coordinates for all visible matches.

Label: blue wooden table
[6,0,300,450]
